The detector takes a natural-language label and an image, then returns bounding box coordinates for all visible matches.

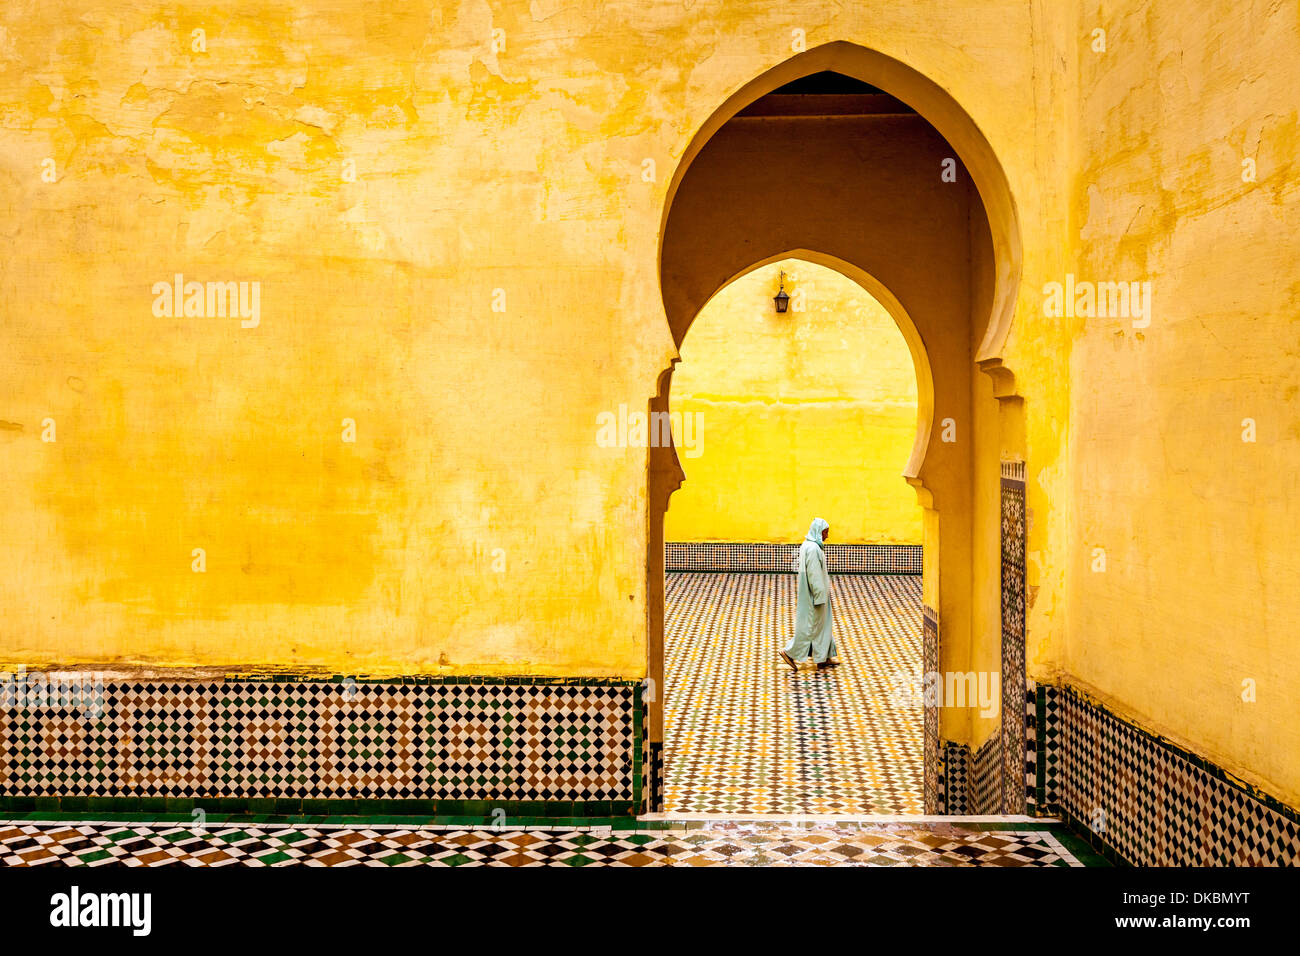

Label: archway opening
[646,44,1025,817]
[661,256,927,814]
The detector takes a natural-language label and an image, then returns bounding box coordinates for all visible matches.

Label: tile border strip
[666,542,921,574]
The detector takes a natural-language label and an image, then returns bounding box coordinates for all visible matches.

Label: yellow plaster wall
[663,259,921,545]
[6,0,1059,683]
[1062,0,1300,805]
[9,4,1296,813]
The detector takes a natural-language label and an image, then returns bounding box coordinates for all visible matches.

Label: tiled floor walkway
[0,820,1084,867]
[664,572,924,814]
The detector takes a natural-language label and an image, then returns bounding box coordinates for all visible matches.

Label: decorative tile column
[922,605,940,813]
[1000,460,1027,813]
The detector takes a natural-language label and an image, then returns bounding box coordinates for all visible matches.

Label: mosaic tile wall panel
[999,461,1027,814]
[663,572,924,814]
[666,542,922,574]
[922,605,940,814]
[1035,683,1300,865]
[938,741,970,814]
[934,729,1009,815]
[971,732,1003,815]
[646,742,663,814]
[1036,682,1061,811]
[0,679,638,804]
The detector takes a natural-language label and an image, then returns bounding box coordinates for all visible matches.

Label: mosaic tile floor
[664,572,923,814]
[0,820,1083,867]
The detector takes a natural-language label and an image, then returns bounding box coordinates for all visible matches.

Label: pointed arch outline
[657,40,1023,395]
[676,249,935,506]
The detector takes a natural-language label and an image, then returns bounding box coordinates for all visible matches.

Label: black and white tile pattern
[0,680,638,803]
[1033,683,1300,865]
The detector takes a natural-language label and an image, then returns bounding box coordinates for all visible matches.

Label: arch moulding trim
[658,40,1024,398]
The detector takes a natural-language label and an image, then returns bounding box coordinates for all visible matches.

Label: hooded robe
[783,517,837,663]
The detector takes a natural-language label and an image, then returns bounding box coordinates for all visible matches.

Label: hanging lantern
[774,271,790,313]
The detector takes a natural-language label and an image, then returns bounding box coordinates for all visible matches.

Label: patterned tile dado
[935,733,1005,816]
[0,680,639,804]
[1034,683,1300,866]
[646,741,663,814]
[1023,679,1039,814]
[938,740,969,814]
[1035,682,1061,812]
[666,542,921,575]
[971,732,1003,815]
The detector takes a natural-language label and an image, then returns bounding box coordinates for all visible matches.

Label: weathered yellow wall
[6,4,1038,685]
[3,0,1297,810]
[663,259,921,545]
[1061,0,1300,806]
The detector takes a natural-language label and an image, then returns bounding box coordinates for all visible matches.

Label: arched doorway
[645,42,1026,816]
[661,255,929,814]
